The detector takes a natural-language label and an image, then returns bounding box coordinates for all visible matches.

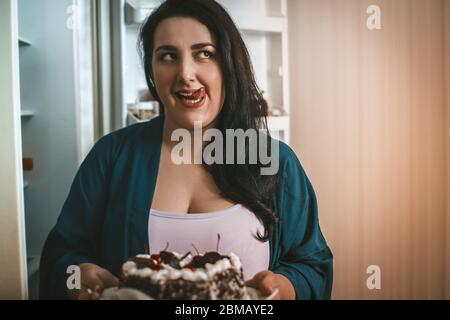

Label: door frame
[0,0,29,299]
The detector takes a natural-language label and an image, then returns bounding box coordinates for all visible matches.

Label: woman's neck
[162,117,217,165]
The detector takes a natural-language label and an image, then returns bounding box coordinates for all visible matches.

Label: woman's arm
[39,135,115,299]
[271,246,333,300]
[247,145,333,300]
[274,147,333,299]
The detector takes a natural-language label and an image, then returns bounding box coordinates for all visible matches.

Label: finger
[97,269,120,289]
[81,278,103,295]
[80,291,100,300]
[89,291,101,300]
[259,274,278,296]
[77,289,95,300]
[86,286,102,300]
[93,285,101,294]
[81,268,104,289]
[263,287,281,300]
[85,288,95,300]
[245,271,271,288]
[79,277,102,295]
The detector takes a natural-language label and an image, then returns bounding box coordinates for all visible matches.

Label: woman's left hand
[245,270,296,300]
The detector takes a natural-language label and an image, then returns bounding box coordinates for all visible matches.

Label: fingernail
[86,288,93,294]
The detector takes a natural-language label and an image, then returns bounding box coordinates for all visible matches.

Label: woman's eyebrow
[155,43,216,53]
[191,42,216,50]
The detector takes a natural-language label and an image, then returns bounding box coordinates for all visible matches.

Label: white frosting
[179,254,193,267]
[162,265,210,281]
[122,261,136,277]
[205,258,231,277]
[172,252,183,259]
[122,252,242,282]
[228,252,242,269]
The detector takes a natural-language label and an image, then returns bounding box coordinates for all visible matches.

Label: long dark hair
[138,0,279,241]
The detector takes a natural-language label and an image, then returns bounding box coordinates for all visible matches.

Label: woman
[39,0,333,300]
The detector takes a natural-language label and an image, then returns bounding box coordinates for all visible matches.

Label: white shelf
[261,116,289,142]
[127,101,159,109]
[123,1,286,33]
[218,0,287,19]
[126,110,160,125]
[233,16,287,33]
[19,38,31,47]
[127,111,146,124]
[123,3,286,33]
[21,110,34,117]
[266,115,289,131]
[124,1,161,25]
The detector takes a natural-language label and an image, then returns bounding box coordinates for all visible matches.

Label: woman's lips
[175,87,206,109]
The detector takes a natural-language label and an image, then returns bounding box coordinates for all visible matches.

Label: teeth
[183,97,202,104]
[176,90,204,105]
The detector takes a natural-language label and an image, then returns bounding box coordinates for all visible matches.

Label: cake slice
[121,250,249,300]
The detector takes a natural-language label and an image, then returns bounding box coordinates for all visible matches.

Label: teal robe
[39,115,333,299]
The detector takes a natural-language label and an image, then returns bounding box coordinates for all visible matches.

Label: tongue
[184,87,205,100]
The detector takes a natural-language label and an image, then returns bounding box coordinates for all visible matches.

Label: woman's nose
[176,56,196,84]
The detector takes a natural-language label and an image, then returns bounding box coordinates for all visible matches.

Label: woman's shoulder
[86,115,164,163]
[100,115,163,145]
[95,115,163,148]
[276,139,302,173]
[275,139,313,194]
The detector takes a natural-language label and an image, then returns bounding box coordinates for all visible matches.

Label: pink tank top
[148,204,270,280]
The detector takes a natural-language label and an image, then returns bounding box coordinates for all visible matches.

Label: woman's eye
[160,53,176,61]
[198,51,213,59]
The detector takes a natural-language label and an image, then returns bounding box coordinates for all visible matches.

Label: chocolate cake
[120,250,250,300]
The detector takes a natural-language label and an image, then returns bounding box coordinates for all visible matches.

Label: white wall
[0,0,28,299]
[288,0,448,299]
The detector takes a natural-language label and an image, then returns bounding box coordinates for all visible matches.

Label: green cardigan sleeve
[272,145,333,300]
[39,134,113,299]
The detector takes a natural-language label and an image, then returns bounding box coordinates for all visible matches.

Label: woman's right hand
[67,263,120,300]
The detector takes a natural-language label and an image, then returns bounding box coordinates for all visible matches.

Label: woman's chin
[172,114,213,131]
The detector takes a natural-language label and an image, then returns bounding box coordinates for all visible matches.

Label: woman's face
[152,17,225,131]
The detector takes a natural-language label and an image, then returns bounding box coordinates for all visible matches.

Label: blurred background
[0,0,449,299]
